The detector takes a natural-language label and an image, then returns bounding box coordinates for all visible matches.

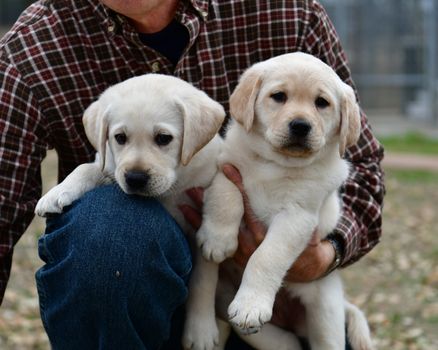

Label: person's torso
[1,0,312,179]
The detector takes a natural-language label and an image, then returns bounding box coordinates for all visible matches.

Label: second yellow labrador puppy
[185,52,373,350]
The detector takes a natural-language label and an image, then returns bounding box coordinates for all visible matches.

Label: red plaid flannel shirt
[0,0,385,302]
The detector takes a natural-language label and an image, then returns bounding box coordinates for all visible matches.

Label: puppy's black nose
[289,118,312,138]
[125,171,150,191]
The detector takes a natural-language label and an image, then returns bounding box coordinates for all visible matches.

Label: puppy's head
[83,74,225,196]
[230,52,361,162]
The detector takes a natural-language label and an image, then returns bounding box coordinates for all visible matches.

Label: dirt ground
[0,151,437,349]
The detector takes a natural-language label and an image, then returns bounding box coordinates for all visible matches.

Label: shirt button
[201,11,208,18]
[151,62,160,72]
[107,22,115,32]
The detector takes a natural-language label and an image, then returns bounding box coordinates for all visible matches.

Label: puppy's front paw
[182,316,219,350]
[196,223,238,263]
[228,291,273,335]
[35,189,77,217]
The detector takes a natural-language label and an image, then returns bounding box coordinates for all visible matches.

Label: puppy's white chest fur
[221,123,349,231]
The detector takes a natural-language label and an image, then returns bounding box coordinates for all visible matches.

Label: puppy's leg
[344,300,374,350]
[228,209,316,333]
[183,251,220,350]
[296,274,345,350]
[35,162,105,217]
[197,172,243,263]
[235,323,301,350]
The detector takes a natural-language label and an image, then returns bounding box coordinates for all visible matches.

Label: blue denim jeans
[36,185,192,349]
[35,184,352,350]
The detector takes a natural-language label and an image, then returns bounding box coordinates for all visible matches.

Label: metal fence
[322,0,438,123]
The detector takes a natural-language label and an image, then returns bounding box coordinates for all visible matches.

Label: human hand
[284,230,336,283]
[222,164,336,280]
[179,165,336,280]
[178,164,268,267]
[178,187,204,231]
[221,164,267,267]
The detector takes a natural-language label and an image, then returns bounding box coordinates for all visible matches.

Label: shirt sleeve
[0,58,48,302]
[303,1,385,266]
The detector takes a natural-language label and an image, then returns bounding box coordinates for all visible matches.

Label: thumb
[222,164,264,237]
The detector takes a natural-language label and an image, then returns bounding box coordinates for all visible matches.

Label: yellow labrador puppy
[36,73,234,349]
[186,53,374,350]
[35,74,225,232]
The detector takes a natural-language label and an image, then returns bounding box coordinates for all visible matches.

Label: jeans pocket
[36,211,78,326]
[179,257,193,285]
[38,212,77,264]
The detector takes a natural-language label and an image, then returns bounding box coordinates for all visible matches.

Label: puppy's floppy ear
[82,101,110,170]
[176,92,225,166]
[339,83,361,157]
[230,68,263,132]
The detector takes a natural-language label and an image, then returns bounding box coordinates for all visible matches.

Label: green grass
[386,168,438,183]
[427,316,438,325]
[378,132,438,155]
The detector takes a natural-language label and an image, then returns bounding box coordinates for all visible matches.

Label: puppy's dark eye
[270,91,287,103]
[155,133,173,146]
[114,133,127,145]
[315,97,330,109]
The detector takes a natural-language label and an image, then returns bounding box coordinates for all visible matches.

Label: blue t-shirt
[138,20,189,66]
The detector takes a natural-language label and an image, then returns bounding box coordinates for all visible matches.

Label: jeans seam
[180,262,192,284]
[41,233,55,265]
[35,271,49,333]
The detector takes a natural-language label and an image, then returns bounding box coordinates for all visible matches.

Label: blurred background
[1,0,437,349]
[324,0,438,133]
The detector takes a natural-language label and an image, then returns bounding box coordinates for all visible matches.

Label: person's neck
[128,0,179,33]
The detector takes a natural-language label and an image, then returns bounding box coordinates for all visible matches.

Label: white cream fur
[34,60,373,350]
[187,53,373,350]
[35,74,225,224]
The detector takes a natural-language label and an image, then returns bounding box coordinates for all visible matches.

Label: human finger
[286,231,333,283]
[307,228,320,246]
[222,163,244,191]
[234,227,258,266]
[222,164,264,235]
[178,204,202,230]
[185,187,204,209]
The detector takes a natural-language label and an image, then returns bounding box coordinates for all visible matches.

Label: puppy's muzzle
[288,118,311,139]
[125,171,150,192]
[287,118,312,147]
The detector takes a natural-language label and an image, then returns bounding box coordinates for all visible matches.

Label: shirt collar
[189,0,209,20]
[86,0,119,34]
